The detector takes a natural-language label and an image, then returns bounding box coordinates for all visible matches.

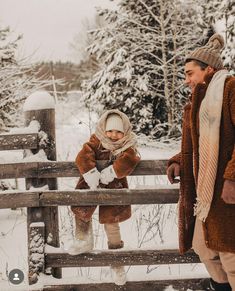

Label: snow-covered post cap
[23,91,55,112]
[23,90,57,160]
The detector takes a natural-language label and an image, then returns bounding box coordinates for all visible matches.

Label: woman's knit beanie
[186,33,225,69]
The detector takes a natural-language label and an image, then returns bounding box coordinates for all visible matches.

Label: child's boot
[111,265,127,286]
[108,240,126,285]
[68,217,94,255]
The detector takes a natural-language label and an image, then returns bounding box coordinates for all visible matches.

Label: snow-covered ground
[0,94,209,290]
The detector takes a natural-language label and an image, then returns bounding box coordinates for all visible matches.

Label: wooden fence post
[28,222,45,284]
[24,91,61,284]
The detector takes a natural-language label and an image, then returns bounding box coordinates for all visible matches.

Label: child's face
[105,130,124,141]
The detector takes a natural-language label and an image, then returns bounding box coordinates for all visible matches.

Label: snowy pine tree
[191,0,220,40]
[0,26,52,133]
[189,0,235,72]
[82,0,202,139]
[219,0,235,73]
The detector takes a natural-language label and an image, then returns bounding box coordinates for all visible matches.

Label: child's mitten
[100,165,117,185]
[83,167,100,189]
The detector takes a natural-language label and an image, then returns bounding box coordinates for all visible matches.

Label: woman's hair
[185,59,208,70]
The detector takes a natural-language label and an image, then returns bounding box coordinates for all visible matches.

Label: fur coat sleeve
[223,79,235,181]
[75,134,99,175]
[113,147,140,178]
[168,152,181,167]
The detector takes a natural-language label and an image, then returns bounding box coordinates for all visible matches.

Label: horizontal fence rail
[0,160,168,179]
[0,188,179,209]
[35,278,206,291]
[45,249,199,268]
[0,133,38,151]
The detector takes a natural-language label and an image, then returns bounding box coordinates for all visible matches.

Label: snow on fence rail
[0,133,38,150]
[0,92,203,291]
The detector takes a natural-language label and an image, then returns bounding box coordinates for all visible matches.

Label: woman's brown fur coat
[169,72,235,254]
[71,134,140,224]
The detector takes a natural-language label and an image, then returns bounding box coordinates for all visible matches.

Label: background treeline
[33,57,99,93]
[0,0,234,139]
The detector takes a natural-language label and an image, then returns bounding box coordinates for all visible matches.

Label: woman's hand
[167,162,180,184]
[221,180,235,204]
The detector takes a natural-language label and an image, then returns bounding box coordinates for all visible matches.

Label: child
[68,109,140,285]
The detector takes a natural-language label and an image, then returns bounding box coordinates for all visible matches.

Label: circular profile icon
[9,269,24,285]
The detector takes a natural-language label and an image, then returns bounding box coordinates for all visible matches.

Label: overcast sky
[0,0,116,63]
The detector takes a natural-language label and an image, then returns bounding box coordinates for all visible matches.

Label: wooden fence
[0,92,205,291]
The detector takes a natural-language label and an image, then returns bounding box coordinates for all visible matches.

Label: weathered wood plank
[0,191,39,208]
[0,133,38,151]
[45,249,199,268]
[0,162,39,179]
[132,159,167,175]
[40,188,179,206]
[0,160,168,179]
[38,278,206,291]
[0,188,179,209]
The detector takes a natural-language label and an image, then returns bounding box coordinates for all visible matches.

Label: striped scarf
[194,69,229,221]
